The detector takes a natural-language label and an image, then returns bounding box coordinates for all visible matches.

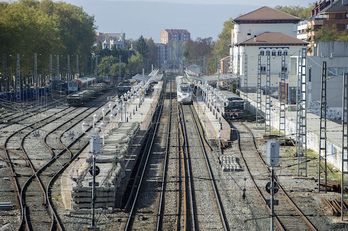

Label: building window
[278,50,282,56]
[272,50,276,56]
[260,50,265,56]
[281,66,288,73]
[309,68,312,82]
[260,66,266,74]
[283,50,288,56]
[266,50,270,56]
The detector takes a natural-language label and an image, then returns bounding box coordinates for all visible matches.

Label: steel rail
[124,83,165,231]
[240,122,318,231]
[177,103,188,231]
[175,98,182,231]
[179,103,196,231]
[232,122,286,231]
[189,105,229,231]
[2,107,72,231]
[44,96,120,231]
[19,107,81,231]
[156,78,172,231]
[41,103,104,230]
[0,98,67,130]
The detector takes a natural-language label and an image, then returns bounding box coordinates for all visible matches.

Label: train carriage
[222,92,244,119]
[176,76,193,104]
[67,89,95,106]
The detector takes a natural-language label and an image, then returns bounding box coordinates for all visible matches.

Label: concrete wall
[243,91,344,172]
[234,23,297,44]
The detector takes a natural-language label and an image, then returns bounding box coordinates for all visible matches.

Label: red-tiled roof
[237,32,308,46]
[233,6,300,23]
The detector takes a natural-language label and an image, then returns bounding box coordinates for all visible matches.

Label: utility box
[266,139,279,166]
[89,131,101,153]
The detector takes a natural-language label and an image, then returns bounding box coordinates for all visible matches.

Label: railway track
[1,89,120,230]
[156,78,178,230]
[178,104,228,230]
[3,106,77,230]
[0,97,67,131]
[120,76,228,230]
[232,121,318,231]
[123,77,165,230]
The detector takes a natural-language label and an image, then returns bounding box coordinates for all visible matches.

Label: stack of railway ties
[70,80,151,210]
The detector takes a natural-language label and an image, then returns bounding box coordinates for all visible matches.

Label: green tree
[275,4,314,20]
[127,51,145,76]
[146,37,158,69]
[136,35,149,58]
[0,0,96,80]
[212,19,234,59]
[183,37,213,63]
[315,25,348,41]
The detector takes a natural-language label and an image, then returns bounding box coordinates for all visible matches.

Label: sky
[5,0,317,42]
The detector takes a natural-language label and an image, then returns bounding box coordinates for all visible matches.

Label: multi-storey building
[297,20,308,42]
[220,56,230,74]
[307,0,348,55]
[155,43,171,67]
[160,29,190,44]
[229,6,306,90]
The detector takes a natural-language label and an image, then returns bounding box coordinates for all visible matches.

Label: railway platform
[61,82,163,211]
[192,95,230,147]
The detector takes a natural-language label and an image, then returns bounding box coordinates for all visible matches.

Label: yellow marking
[78,161,86,173]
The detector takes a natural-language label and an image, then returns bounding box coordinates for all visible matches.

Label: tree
[212,19,234,59]
[146,37,158,69]
[136,35,149,58]
[315,25,348,41]
[127,51,145,76]
[275,4,314,20]
[183,37,213,63]
[0,0,96,81]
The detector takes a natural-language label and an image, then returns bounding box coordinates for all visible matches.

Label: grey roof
[320,0,348,13]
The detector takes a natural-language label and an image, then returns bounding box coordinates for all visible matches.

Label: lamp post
[93,114,98,129]
[101,108,106,122]
[100,121,107,146]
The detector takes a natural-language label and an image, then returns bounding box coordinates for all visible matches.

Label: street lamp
[93,114,98,129]
[101,107,106,122]
[100,121,107,146]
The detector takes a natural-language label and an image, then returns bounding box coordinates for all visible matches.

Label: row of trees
[183,19,234,74]
[94,35,158,77]
[0,0,96,73]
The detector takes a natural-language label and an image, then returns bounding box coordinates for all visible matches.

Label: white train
[176,76,193,104]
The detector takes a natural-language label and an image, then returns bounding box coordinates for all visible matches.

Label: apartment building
[307,0,348,54]
[160,29,190,44]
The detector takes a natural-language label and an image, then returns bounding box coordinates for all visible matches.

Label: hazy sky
[5,0,317,42]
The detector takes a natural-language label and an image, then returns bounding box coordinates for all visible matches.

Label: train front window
[180,86,190,93]
[227,100,244,110]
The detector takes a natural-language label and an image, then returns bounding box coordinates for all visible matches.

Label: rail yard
[1,72,348,231]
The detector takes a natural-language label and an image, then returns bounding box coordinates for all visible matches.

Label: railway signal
[89,131,100,229]
[266,139,279,231]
